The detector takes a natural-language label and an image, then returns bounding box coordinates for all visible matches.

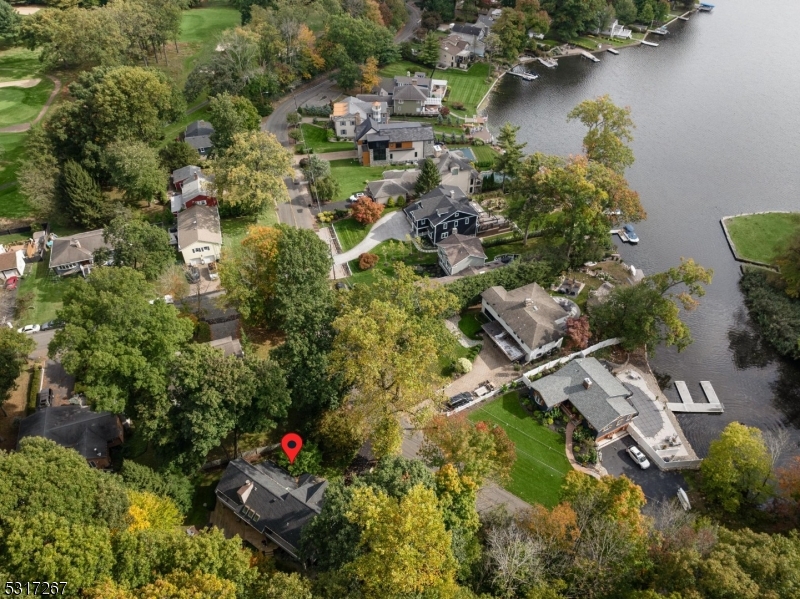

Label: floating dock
[650,27,669,35]
[678,15,690,21]
[607,48,620,55]
[580,50,600,63]
[538,57,558,68]
[667,381,724,413]
[506,70,538,81]
[640,40,660,47]
[610,228,630,242]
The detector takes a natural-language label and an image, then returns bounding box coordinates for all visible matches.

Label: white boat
[538,57,558,68]
[678,488,691,511]
[651,26,669,35]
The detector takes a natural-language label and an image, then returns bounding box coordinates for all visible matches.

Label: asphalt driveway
[601,438,688,510]
[333,211,411,265]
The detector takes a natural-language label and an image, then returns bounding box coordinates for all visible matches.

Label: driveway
[601,437,688,510]
[333,211,411,265]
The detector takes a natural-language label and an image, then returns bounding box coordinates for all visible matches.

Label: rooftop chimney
[583,378,592,389]
[524,298,537,310]
[450,190,455,199]
[237,480,254,504]
[69,240,81,248]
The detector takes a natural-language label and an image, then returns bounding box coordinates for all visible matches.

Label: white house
[177,205,222,265]
[0,248,25,282]
[480,282,570,362]
[331,97,389,140]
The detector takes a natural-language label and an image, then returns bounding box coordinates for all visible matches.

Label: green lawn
[0,132,26,187]
[0,78,55,127]
[178,5,240,44]
[726,212,800,264]
[0,48,43,83]
[451,144,499,168]
[469,392,572,507]
[329,158,391,201]
[186,469,224,527]
[379,61,432,79]
[0,185,30,220]
[347,239,438,286]
[219,206,280,250]
[17,260,72,325]
[299,124,354,154]
[439,62,493,116]
[333,217,372,252]
[458,312,487,340]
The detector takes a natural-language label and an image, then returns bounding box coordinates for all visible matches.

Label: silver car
[627,445,651,469]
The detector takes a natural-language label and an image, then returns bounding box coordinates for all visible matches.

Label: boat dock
[506,69,538,81]
[650,27,669,35]
[580,50,600,63]
[667,381,724,413]
[678,15,690,21]
[610,228,630,242]
[606,48,619,55]
[640,40,660,47]
[538,57,558,68]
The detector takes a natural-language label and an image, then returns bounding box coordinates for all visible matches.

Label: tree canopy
[208,92,262,153]
[0,328,35,404]
[568,95,636,173]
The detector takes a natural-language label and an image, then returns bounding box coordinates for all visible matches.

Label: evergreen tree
[493,122,527,191]
[418,33,440,67]
[415,158,442,195]
[59,160,111,228]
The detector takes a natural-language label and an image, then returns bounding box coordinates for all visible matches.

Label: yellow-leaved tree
[126,490,182,532]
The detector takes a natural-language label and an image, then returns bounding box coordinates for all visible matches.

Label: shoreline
[720,211,796,270]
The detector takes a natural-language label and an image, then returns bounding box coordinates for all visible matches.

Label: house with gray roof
[49,230,112,277]
[526,357,639,444]
[184,120,214,156]
[404,184,478,245]
[366,169,418,204]
[206,336,244,358]
[450,22,489,56]
[439,34,472,69]
[363,72,447,115]
[355,118,435,166]
[210,458,327,558]
[331,96,389,140]
[437,232,486,275]
[434,150,482,194]
[177,204,222,265]
[17,405,123,469]
[480,282,570,362]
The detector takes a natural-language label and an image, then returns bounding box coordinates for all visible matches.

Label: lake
[485,0,800,455]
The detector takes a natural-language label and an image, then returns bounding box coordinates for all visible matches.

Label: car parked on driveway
[347,192,365,203]
[17,324,41,334]
[627,445,651,469]
[41,319,64,331]
[185,266,201,283]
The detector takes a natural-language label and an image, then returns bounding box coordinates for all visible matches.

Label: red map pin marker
[281,433,303,464]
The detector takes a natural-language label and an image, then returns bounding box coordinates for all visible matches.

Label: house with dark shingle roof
[183,120,214,156]
[49,230,112,277]
[355,118,435,166]
[526,357,639,444]
[480,282,570,362]
[366,169,418,204]
[210,458,327,558]
[17,405,124,468]
[403,185,478,245]
[437,233,486,275]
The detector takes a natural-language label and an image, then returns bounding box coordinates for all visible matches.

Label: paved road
[601,437,687,511]
[30,329,56,360]
[333,211,411,264]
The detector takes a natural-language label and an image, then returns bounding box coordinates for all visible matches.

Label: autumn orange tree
[565,315,591,350]
[350,196,384,224]
[360,56,380,93]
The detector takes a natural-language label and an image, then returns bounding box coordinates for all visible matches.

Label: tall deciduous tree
[0,0,20,40]
[360,56,381,92]
[49,267,193,414]
[415,157,442,195]
[0,328,35,405]
[350,196,384,224]
[590,258,713,353]
[494,122,527,191]
[59,160,112,228]
[103,213,175,280]
[104,140,167,204]
[207,92,262,153]
[700,422,773,513]
[542,0,605,40]
[159,140,201,174]
[568,95,635,173]
[488,8,527,62]
[209,130,292,215]
[126,490,183,532]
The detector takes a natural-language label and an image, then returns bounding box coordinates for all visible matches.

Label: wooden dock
[607,48,620,55]
[678,15,689,21]
[667,381,724,413]
[580,50,600,63]
[640,40,659,47]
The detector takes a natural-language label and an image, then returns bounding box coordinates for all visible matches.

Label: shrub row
[27,363,42,414]
[446,259,558,309]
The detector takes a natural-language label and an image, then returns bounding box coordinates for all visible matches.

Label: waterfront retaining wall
[628,427,702,471]
[719,211,793,270]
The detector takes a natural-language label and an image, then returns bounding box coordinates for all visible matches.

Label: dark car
[447,392,473,411]
[185,266,201,283]
[41,319,64,331]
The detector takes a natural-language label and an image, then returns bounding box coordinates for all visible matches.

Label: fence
[627,427,702,471]
[521,337,623,382]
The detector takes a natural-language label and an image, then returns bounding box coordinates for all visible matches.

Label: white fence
[521,337,623,383]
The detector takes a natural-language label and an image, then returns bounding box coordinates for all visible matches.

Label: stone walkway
[565,421,608,479]
[444,315,482,348]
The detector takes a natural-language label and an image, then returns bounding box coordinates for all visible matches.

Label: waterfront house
[433,150,482,195]
[211,458,327,558]
[450,22,489,57]
[355,119,435,166]
[49,230,112,277]
[525,357,639,444]
[438,233,486,275]
[404,185,478,245]
[183,120,214,156]
[480,283,570,362]
[439,34,472,69]
[331,97,389,139]
[177,205,222,265]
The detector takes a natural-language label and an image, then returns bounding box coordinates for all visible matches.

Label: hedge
[446,259,558,309]
[739,269,800,360]
[27,363,42,414]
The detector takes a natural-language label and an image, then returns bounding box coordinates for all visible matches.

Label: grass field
[219,206,280,250]
[439,62,493,116]
[347,239,438,285]
[0,48,43,83]
[458,312,487,339]
[379,61,432,79]
[726,212,800,264]
[330,158,392,201]
[469,392,571,507]
[333,217,373,252]
[0,133,26,186]
[178,5,240,44]
[299,124,354,154]
[17,261,71,325]
[0,78,54,127]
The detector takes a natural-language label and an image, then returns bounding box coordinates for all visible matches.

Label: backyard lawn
[451,144,499,166]
[347,239,438,286]
[329,158,392,201]
[469,392,572,507]
[458,311,487,340]
[379,61,432,79]
[17,261,72,325]
[726,212,800,264]
[438,62,493,116]
[219,206,279,250]
[0,78,55,128]
[299,124,354,154]
[333,217,372,252]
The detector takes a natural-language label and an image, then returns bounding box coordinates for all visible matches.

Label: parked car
[627,445,651,469]
[185,266,201,283]
[347,192,365,203]
[447,392,473,411]
[41,319,64,331]
[17,324,41,334]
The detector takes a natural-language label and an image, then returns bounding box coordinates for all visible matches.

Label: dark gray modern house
[404,185,478,245]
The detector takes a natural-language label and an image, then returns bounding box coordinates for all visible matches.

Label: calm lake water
[486,0,800,455]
